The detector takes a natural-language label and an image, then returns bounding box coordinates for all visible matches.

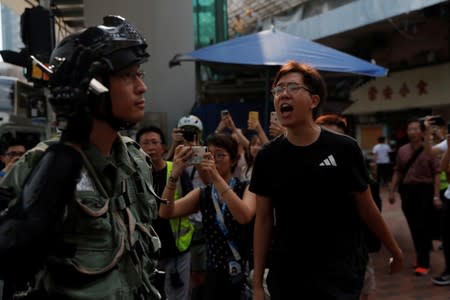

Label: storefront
[343,62,450,153]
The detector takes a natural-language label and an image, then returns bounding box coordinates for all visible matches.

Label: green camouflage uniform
[1,135,161,299]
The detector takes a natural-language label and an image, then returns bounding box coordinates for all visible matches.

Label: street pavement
[372,186,449,299]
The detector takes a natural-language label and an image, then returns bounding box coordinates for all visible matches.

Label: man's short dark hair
[135,126,166,145]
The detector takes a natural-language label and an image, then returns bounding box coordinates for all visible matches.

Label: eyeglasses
[213,152,228,161]
[141,140,162,146]
[114,70,145,84]
[5,151,25,157]
[271,82,312,97]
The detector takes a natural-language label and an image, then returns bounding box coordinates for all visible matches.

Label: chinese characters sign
[368,80,428,101]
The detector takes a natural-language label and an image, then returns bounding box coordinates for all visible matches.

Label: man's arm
[253,194,273,300]
[354,187,403,274]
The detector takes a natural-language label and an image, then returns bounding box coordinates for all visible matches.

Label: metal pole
[264,68,270,132]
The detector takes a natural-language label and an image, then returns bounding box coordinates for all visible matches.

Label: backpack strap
[401,146,424,183]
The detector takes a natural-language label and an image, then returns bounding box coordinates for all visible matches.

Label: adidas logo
[319,154,337,167]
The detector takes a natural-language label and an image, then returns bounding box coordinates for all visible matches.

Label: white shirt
[372,143,392,164]
[435,139,448,152]
[434,140,450,199]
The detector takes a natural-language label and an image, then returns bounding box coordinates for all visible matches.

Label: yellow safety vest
[166,161,194,252]
[440,171,448,191]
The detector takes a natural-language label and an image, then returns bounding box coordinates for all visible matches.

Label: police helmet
[48,15,149,130]
[50,15,149,88]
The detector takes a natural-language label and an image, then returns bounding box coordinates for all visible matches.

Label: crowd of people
[0,14,448,300]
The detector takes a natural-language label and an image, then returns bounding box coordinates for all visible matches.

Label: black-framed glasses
[114,70,145,84]
[213,152,228,161]
[5,151,25,157]
[141,140,162,146]
[271,82,312,97]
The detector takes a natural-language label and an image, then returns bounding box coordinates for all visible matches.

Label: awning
[170,29,388,77]
[343,62,450,115]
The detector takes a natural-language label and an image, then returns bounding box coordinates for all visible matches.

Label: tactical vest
[15,136,162,299]
[165,161,194,252]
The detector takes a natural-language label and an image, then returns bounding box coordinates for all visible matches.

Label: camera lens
[182,128,196,142]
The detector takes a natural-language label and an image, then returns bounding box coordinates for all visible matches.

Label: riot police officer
[0,15,161,299]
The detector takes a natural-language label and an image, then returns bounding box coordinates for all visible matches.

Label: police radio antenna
[30,55,53,75]
[30,55,109,95]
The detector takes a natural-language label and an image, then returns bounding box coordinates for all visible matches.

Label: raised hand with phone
[269,110,286,138]
[247,111,270,145]
[166,115,204,161]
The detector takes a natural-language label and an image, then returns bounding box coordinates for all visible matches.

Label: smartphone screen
[270,111,278,123]
[221,109,229,118]
[187,146,207,164]
[249,111,259,123]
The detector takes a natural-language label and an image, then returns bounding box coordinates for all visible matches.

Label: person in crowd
[388,117,440,276]
[250,60,403,300]
[315,113,382,300]
[423,116,448,244]
[167,114,208,300]
[0,138,26,178]
[136,125,194,299]
[167,115,203,161]
[423,115,450,286]
[243,134,264,182]
[0,16,162,299]
[372,136,393,186]
[0,144,5,170]
[159,133,256,300]
[315,113,348,134]
[431,131,450,286]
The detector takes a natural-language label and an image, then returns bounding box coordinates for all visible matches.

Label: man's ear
[310,94,320,110]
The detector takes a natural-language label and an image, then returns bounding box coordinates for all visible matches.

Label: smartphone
[187,146,207,164]
[221,109,229,118]
[270,111,278,123]
[249,111,259,123]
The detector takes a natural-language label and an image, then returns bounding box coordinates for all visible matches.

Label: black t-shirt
[250,129,369,276]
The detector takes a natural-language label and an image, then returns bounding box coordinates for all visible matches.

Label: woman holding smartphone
[159,133,256,300]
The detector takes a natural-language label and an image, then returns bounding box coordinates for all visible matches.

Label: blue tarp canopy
[170,29,388,77]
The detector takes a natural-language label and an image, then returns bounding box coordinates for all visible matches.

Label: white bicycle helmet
[177,115,203,132]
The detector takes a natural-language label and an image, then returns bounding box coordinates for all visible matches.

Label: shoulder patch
[121,135,140,148]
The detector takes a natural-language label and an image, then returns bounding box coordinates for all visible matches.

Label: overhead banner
[344,62,450,115]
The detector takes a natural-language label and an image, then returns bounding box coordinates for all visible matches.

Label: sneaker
[432,272,450,286]
[415,266,430,276]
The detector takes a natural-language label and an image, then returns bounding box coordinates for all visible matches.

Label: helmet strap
[90,85,137,131]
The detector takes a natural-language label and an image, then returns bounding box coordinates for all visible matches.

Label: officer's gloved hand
[49,85,93,146]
